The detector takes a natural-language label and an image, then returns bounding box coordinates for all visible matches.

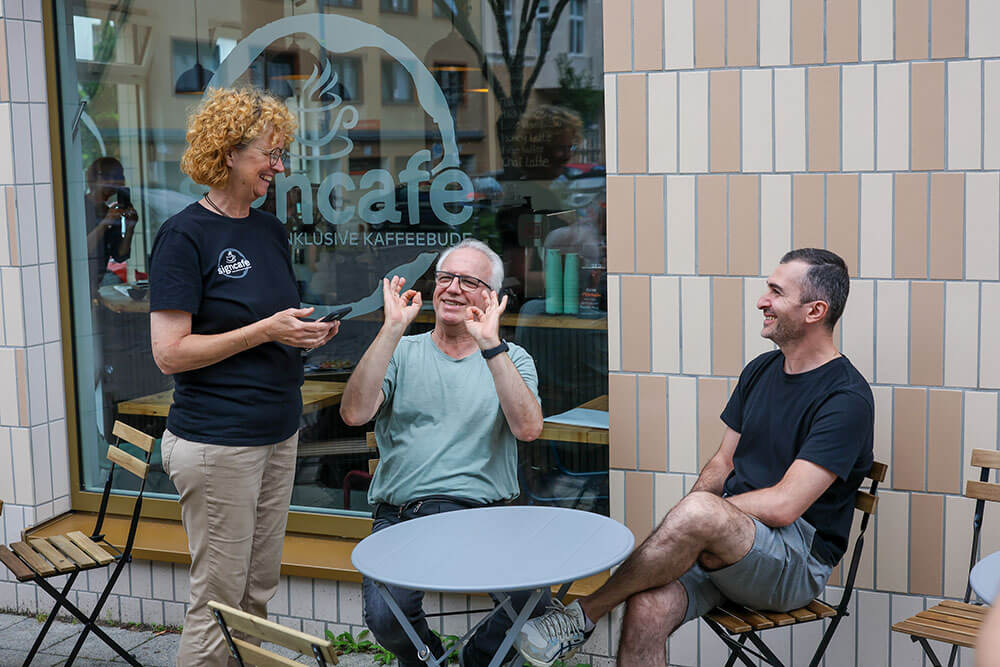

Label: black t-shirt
[149,202,303,445]
[86,198,131,292]
[721,350,874,566]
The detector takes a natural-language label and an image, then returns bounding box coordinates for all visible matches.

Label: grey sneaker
[516,599,591,667]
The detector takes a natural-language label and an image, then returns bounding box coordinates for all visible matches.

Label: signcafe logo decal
[217,248,252,278]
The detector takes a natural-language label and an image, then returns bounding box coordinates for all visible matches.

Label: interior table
[351,505,633,667]
[970,550,1000,604]
[116,380,347,418]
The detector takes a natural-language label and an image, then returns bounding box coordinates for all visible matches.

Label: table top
[116,380,346,417]
[538,395,608,445]
[98,284,149,314]
[351,506,633,593]
[970,549,1000,604]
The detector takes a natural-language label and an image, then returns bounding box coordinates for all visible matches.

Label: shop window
[380,0,415,14]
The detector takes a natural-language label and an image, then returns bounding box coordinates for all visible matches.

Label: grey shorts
[678,516,833,624]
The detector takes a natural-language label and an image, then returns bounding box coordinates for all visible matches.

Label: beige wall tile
[861,0,894,61]
[666,176,696,274]
[681,277,712,374]
[651,276,680,373]
[928,174,965,280]
[944,495,976,597]
[774,68,807,171]
[610,470,625,525]
[608,275,621,372]
[742,69,773,172]
[911,62,946,171]
[712,277,744,377]
[697,378,730,469]
[709,71,741,173]
[624,471,655,543]
[665,0,695,69]
[791,0,823,64]
[648,73,678,173]
[872,386,894,484]
[909,282,945,386]
[859,174,893,278]
[620,276,651,373]
[610,373,637,470]
[826,174,859,276]
[807,67,841,171]
[841,279,874,381]
[966,172,1000,280]
[944,282,979,388]
[760,175,792,271]
[744,277,775,364]
[694,0,726,67]
[668,376,699,473]
[875,490,910,592]
[909,494,944,595]
[893,173,928,279]
[603,0,633,71]
[759,0,791,66]
[792,174,824,248]
[927,390,963,494]
[842,65,875,171]
[969,0,1000,58]
[633,0,663,70]
[606,175,635,273]
[637,376,668,472]
[931,0,966,58]
[635,176,665,274]
[679,71,709,173]
[896,0,930,59]
[963,391,998,488]
[876,64,910,171]
[893,387,927,491]
[618,74,648,174]
[727,0,758,66]
[981,283,1000,388]
[697,175,728,274]
[876,280,909,384]
[605,74,618,173]
[986,62,1000,168]
[948,60,982,170]
[728,175,760,275]
[826,0,858,62]
[653,472,685,526]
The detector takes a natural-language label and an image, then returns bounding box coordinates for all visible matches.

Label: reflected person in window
[84,157,138,294]
[340,239,548,667]
[148,88,340,667]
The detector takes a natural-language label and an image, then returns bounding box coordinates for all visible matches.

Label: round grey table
[352,506,634,667]
[970,549,1000,604]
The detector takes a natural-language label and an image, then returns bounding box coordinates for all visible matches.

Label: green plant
[325,628,395,664]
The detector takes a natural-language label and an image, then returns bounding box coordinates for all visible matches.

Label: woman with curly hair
[148,87,339,665]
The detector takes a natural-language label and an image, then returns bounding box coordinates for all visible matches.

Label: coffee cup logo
[217,248,252,279]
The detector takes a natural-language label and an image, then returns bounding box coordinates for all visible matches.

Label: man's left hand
[464,289,507,350]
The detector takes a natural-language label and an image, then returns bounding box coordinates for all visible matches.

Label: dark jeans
[362,497,551,667]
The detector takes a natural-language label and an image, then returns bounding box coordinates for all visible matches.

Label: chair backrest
[836,460,887,613]
[93,421,157,553]
[961,449,1000,602]
[367,432,378,475]
[208,600,338,665]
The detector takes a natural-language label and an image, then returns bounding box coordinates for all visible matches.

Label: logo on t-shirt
[217,248,252,278]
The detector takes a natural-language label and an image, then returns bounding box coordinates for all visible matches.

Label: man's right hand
[382,276,422,332]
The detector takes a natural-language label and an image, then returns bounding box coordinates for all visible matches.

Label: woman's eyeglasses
[238,144,290,167]
[434,271,492,292]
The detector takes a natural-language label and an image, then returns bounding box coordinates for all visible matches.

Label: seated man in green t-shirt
[340,238,547,667]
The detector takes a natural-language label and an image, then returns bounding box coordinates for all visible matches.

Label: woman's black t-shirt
[149,202,302,446]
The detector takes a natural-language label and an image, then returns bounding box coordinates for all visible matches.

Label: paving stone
[113,632,178,666]
[0,647,64,666]
[43,624,151,661]
[0,612,27,631]
[0,617,80,652]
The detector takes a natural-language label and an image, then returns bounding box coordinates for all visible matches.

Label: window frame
[380,0,417,15]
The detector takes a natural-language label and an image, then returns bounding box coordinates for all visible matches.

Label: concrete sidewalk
[0,611,381,666]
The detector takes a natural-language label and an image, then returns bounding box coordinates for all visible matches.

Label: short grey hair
[436,239,504,291]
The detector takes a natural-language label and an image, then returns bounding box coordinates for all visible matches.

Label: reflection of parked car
[563,164,606,210]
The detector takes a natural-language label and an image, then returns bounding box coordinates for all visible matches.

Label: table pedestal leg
[374,582,442,667]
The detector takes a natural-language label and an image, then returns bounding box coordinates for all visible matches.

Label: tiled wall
[605,0,1000,664]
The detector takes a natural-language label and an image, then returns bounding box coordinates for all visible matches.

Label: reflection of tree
[80,1,134,102]
[556,54,602,125]
[434,0,574,165]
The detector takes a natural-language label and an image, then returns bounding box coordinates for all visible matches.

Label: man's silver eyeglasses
[434,271,492,292]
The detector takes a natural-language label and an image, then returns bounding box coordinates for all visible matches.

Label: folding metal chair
[210,600,340,666]
[703,460,887,667]
[0,421,155,666]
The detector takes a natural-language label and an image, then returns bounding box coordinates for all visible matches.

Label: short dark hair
[779,248,850,330]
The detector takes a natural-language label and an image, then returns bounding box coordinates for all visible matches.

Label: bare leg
[616,581,689,666]
[580,491,756,622]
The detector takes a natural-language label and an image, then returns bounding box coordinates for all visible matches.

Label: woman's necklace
[203,192,230,218]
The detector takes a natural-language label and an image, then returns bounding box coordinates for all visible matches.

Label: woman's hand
[464,289,507,350]
[264,307,340,349]
[382,276,422,333]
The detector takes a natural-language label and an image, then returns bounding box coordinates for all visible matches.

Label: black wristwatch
[481,340,509,360]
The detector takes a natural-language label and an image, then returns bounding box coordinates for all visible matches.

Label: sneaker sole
[517,644,582,667]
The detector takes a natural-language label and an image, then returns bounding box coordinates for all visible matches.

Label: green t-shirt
[368,332,541,506]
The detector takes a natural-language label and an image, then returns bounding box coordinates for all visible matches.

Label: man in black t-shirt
[516,248,874,667]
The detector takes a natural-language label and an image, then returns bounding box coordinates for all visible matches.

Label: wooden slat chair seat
[210,600,339,666]
[704,461,888,667]
[0,421,156,666]
[891,449,1000,666]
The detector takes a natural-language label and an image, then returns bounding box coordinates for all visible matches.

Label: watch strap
[481,340,509,360]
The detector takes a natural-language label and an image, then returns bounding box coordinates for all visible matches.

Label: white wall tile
[5,20,27,102]
[790,620,822,665]
[10,104,31,185]
[876,491,910,592]
[744,277,773,364]
[29,423,48,503]
[604,74,617,174]
[14,184,35,266]
[289,576,313,618]
[872,386,893,485]
[948,60,983,170]
[966,171,1000,280]
[653,472,684,526]
[741,69,773,173]
[48,418,68,499]
[963,391,997,488]
[970,0,1000,57]
[23,22,45,104]
[270,576,288,616]
[759,0,790,66]
[665,175,696,274]
[859,174,893,278]
[986,61,1000,169]
[774,68,806,172]
[664,0,694,69]
[28,103,50,182]
[39,263,58,344]
[129,559,151,599]
[609,469,625,525]
[678,71,708,173]
[44,342,64,422]
[860,0,894,61]
[0,428,12,503]
[0,350,16,425]
[22,0,40,21]
[0,105,13,186]
[875,281,909,385]
[666,615,698,665]
[823,588,856,666]
[944,495,976,598]
[648,73,677,173]
[25,342,43,425]
[607,274,620,371]
[842,64,875,172]
[34,184,53,264]
[21,264,40,346]
[841,278,874,382]
[857,590,890,665]
[10,427,32,504]
[760,174,791,271]
[650,276,679,372]
[945,281,980,388]
[680,276,710,375]
[876,63,909,171]
[698,617,732,665]
[890,595,928,664]
[981,284,1000,388]
[667,375,698,474]
[2,267,24,347]
[338,581,363,625]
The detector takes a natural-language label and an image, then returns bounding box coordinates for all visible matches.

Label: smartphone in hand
[303,306,351,352]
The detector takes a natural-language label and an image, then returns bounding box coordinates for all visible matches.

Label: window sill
[25,512,608,599]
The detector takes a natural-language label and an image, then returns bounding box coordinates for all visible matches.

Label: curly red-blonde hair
[180,87,297,188]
